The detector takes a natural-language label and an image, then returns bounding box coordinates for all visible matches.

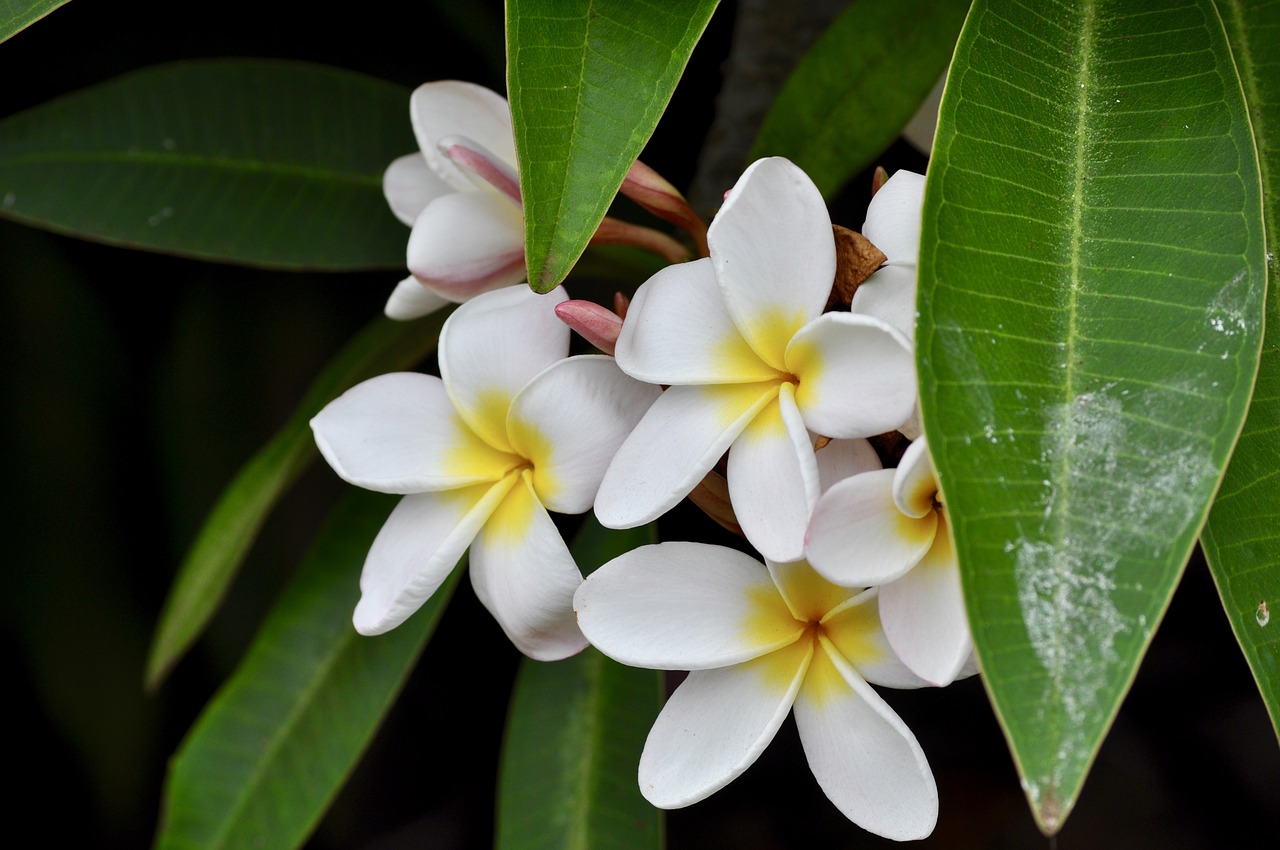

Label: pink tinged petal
[727,384,819,562]
[439,285,570,453]
[822,588,930,690]
[710,158,835,370]
[384,275,450,321]
[815,437,882,495]
[311,372,519,493]
[438,134,521,203]
[554,299,622,355]
[383,153,451,226]
[894,437,938,517]
[410,81,516,192]
[861,169,925,265]
[794,638,938,840]
[595,381,779,528]
[620,159,708,256]
[615,258,777,385]
[406,191,526,302]
[508,356,660,514]
[354,479,514,635]
[638,639,812,808]
[806,469,937,586]
[469,471,586,660]
[879,513,973,686]
[786,312,917,438]
[849,262,918,340]
[576,541,803,668]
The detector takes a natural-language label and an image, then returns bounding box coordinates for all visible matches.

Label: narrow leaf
[0,59,412,268]
[496,516,662,850]
[155,489,463,850]
[145,307,452,689]
[506,0,718,291]
[0,0,69,44]
[918,0,1266,833]
[1201,0,1280,739]
[749,0,967,197]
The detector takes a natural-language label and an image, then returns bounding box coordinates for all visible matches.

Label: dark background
[1,1,1275,848]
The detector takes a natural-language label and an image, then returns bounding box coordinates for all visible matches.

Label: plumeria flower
[806,437,974,686]
[574,542,938,840]
[310,285,660,659]
[594,157,917,562]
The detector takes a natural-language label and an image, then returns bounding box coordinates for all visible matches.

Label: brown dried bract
[828,225,887,309]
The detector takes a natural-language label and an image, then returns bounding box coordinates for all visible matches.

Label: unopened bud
[621,160,709,257]
[554,299,623,355]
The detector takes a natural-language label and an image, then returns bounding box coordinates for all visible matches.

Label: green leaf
[496,516,662,850]
[1201,0,1280,740]
[155,489,463,850]
[0,0,69,44]
[749,0,967,198]
[917,0,1266,833]
[506,0,718,291]
[145,307,452,690]
[0,59,412,269]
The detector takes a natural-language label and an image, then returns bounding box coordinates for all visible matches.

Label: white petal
[879,513,973,686]
[508,356,660,514]
[710,158,833,370]
[469,472,586,660]
[384,275,451,321]
[615,258,778,385]
[861,169,925,265]
[849,262,917,340]
[794,639,938,840]
[594,382,779,528]
[638,640,810,808]
[727,384,819,562]
[439,285,569,453]
[806,469,936,586]
[575,541,802,669]
[815,437,882,495]
[787,312,917,438]
[311,372,518,493]
[821,587,930,690]
[409,81,517,192]
[354,480,513,635]
[893,437,938,518]
[406,191,526,302]
[383,153,452,226]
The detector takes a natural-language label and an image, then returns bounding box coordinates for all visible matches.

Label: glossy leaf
[0,0,69,44]
[145,307,452,689]
[506,0,718,291]
[1201,0,1280,739]
[0,59,412,269]
[496,516,662,850]
[917,0,1265,833]
[155,489,464,850]
[749,0,967,198]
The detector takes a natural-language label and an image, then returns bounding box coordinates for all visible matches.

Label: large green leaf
[0,59,412,268]
[0,0,69,43]
[1201,0,1280,739]
[155,490,464,850]
[496,516,662,850]
[145,308,452,689]
[749,0,967,198]
[917,0,1265,833]
[506,0,718,291]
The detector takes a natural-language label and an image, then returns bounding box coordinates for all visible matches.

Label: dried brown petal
[828,225,887,308]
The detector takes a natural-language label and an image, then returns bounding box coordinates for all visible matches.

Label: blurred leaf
[145,307,452,689]
[0,0,69,43]
[1201,0,1280,740]
[749,0,967,198]
[917,0,1265,833]
[0,59,412,268]
[496,516,662,850]
[155,489,463,850]
[506,0,718,291]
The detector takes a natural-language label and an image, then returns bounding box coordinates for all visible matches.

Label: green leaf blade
[0,0,68,44]
[496,516,662,850]
[506,0,718,291]
[155,490,463,850]
[918,0,1266,833]
[0,59,413,268]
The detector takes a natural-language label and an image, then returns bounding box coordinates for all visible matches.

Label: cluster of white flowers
[311,81,975,841]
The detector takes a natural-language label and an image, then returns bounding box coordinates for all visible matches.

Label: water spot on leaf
[1257,600,1270,627]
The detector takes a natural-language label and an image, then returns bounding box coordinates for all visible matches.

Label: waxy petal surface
[893,437,937,518]
[861,170,925,265]
[383,152,451,226]
[823,589,929,690]
[406,191,526,302]
[384,275,450,321]
[410,81,516,192]
[815,437,882,494]
[850,262,918,340]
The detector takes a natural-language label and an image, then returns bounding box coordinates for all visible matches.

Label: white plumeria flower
[311,285,660,659]
[381,81,526,320]
[574,542,938,840]
[594,157,917,562]
[806,437,974,686]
